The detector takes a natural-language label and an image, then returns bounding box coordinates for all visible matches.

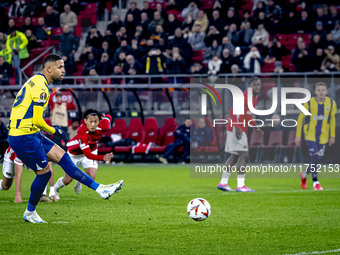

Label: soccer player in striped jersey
[8,54,123,224]
[296,82,337,190]
[54,109,114,200]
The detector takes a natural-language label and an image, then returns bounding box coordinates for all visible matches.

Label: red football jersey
[67,115,112,160]
[227,90,257,133]
[4,146,23,165]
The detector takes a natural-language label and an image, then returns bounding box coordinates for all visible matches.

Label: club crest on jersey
[40,92,47,100]
[326,107,330,111]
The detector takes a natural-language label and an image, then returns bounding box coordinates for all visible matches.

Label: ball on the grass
[187,198,211,221]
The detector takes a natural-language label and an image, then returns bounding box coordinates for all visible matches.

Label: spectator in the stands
[192,10,209,33]
[125,14,137,40]
[80,43,98,62]
[169,28,192,53]
[188,24,206,50]
[254,11,269,30]
[204,39,222,61]
[188,62,206,74]
[140,41,165,83]
[96,52,113,75]
[238,22,253,47]
[281,11,297,35]
[8,0,26,18]
[223,7,237,33]
[23,0,42,17]
[164,14,181,38]
[221,36,235,54]
[82,52,98,76]
[104,29,119,50]
[243,46,264,74]
[204,25,221,47]
[49,25,79,63]
[152,25,168,47]
[44,6,59,28]
[265,0,282,20]
[140,12,150,36]
[148,11,165,33]
[155,3,168,22]
[113,40,131,63]
[209,10,224,32]
[292,37,316,72]
[25,29,38,51]
[190,118,212,149]
[181,15,194,38]
[182,2,198,21]
[113,52,127,69]
[296,10,313,34]
[60,4,78,32]
[0,32,7,50]
[86,26,103,50]
[329,5,340,32]
[251,23,269,54]
[231,46,244,71]
[0,44,11,64]
[6,28,29,82]
[208,56,222,82]
[240,10,253,26]
[21,17,35,35]
[0,18,8,35]
[8,19,16,34]
[134,25,146,43]
[166,47,188,83]
[254,1,266,20]
[331,20,340,44]
[321,45,339,71]
[312,21,328,43]
[314,48,325,71]
[309,34,325,57]
[130,38,142,59]
[272,60,286,73]
[123,54,143,84]
[68,0,80,15]
[267,36,290,61]
[98,40,114,60]
[111,65,123,84]
[116,26,128,42]
[107,15,123,36]
[315,6,328,30]
[321,59,338,72]
[227,23,239,46]
[220,48,234,73]
[35,17,48,40]
[142,1,154,21]
[68,118,80,140]
[0,55,12,85]
[125,2,141,24]
[61,54,75,78]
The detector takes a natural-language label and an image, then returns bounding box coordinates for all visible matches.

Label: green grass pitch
[0,164,339,255]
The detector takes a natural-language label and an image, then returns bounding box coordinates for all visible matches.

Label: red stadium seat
[191,119,198,128]
[52,27,63,35]
[31,17,39,26]
[133,117,159,154]
[287,34,301,43]
[13,17,25,27]
[85,3,97,13]
[91,13,97,25]
[4,7,10,15]
[106,2,112,13]
[98,119,128,154]
[10,68,16,85]
[75,26,82,37]
[149,118,178,153]
[30,41,50,60]
[279,130,303,163]
[200,0,215,10]
[259,131,283,162]
[276,34,287,43]
[149,2,157,10]
[249,131,264,162]
[114,119,145,153]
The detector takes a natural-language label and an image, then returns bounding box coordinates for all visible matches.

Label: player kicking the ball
[296,82,336,191]
[0,146,23,203]
[8,54,123,224]
[217,77,262,192]
[54,109,114,200]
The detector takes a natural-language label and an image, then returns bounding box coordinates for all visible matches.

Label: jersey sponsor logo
[28,80,35,87]
[167,132,173,136]
[149,132,154,136]
[313,115,327,120]
[132,132,138,136]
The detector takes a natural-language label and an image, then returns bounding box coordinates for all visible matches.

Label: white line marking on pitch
[0,201,9,202]
[284,248,340,255]
[222,189,340,195]
[51,222,73,224]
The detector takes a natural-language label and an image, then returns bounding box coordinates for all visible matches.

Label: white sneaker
[74,180,82,194]
[23,209,47,223]
[97,180,123,199]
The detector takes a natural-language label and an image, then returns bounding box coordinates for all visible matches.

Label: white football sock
[55,177,65,191]
[95,184,103,193]
[302,172,308,179]
[49,186,55,197]
[0,180,3,190]
[313,181,320,186]
[42,186,47,196]
[220,172,231,185]
[237,174,245,188]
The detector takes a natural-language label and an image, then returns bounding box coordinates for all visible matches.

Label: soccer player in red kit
[218,77,262,192]
[54,109,114,200]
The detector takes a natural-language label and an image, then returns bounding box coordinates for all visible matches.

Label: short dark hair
[249,76,261,85]
[43,54,62,68]
[83,109,101,120]
[71,118,80,124]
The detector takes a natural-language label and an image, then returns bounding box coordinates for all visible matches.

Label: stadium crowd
[0,0,339,85]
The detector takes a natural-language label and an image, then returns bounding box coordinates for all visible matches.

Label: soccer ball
[187,198,211,221]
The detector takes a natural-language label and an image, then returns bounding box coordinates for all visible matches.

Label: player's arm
[99,114,112,131]
[295,102,308,146]
[66,100,77,110]
[329,100,337,146]
[32,103,56,134]
[78,135,112,161]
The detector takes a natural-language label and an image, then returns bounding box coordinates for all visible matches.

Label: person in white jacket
[208,56,222,82]
[251,24,269,47]
[182,2,199,21]
[243,46,264,74]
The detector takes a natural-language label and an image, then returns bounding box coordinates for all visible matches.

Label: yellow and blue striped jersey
[296,96,337,144]
[9,73,54,136]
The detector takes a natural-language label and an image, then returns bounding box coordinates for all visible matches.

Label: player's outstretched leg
[218,154,237,191]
